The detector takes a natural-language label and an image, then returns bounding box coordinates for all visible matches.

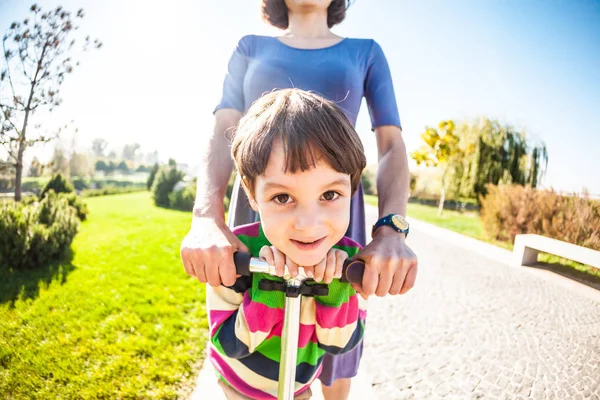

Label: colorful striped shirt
[207,222,367,399]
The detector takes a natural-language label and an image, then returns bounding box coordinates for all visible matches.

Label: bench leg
[513,237,540,266]
[520,247,539,266]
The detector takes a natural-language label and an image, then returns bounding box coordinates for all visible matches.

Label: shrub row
[82,186,147,197]
[480,184,600,250]
[0,177,146,194]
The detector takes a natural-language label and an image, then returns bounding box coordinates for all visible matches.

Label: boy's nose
[293,203,322,232]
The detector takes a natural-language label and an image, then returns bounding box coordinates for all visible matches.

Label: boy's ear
[241,177,259,212]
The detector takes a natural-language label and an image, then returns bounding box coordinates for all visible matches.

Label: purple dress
[215,34,401,385]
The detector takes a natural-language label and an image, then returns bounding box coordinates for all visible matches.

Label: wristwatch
[371,214,409,238]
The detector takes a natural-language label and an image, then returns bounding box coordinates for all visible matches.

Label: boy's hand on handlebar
[312,248,346,284]
[259,246,299,278]
[259,246,346,284]
[180,217,249,287]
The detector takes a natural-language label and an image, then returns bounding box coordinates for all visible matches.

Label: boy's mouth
[290,237,325,250]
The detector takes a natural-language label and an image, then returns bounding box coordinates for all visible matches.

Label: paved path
[192,206,600,399]
[362,207,600,400]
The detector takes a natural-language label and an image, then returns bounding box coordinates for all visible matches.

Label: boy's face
[247,140,352,267]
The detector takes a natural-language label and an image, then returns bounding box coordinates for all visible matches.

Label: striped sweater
[207,222,366,399]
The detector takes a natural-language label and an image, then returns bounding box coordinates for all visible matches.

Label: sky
[1,0,599,195]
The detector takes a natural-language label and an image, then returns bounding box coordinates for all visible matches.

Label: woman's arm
[193,109,242,222]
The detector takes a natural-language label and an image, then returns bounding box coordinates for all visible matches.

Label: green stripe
[256,336,325,366]
[251,273,286,309]
[332,244,360,258]
[211,324,226,355]
[313,280,355,307]
[236,233,271,256]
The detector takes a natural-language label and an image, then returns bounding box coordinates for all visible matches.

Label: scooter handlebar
[232,251,365,284]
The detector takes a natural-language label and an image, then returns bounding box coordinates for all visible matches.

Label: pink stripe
[266,323,318,347]
[359,309,367,322]
[242,292,284,333]
[336,236,362,249]
[209,310,235,336]
[315,295,359,328]
[232,222,260,237]
[209,349,275,399]
[209,348,312,399]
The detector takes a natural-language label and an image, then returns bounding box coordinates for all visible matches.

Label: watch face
[391,215,408,231]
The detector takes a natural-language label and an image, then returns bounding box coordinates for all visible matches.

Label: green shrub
[92,179,145,189]
[40,173,74,198]
[71,178,90,191]
[168,185,196,211]
[0,177,12,192]
[82,186,147,197]
[22,179,45,195]
[151,166,184,208]
[38,174,88,221]
[0,191,80,270]
[0,178,47,194]
[480,184,600,250]
[59,192,90,221]
[147,163,159,190]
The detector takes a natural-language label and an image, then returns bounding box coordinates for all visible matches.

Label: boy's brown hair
[261,0,352,30]
[231,88,366,197]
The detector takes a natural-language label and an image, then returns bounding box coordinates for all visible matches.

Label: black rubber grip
[233,252,252,276]
[341,259,365,284]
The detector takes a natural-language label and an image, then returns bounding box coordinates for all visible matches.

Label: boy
[207,88,367,399]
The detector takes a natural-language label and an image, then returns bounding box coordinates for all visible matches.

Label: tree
[94,159,107,173]
[107,149,117,160]
[122,143,140,161]
[69,151,90,177]
[50,146,69,176]
[451,117,548,201]
[0,4,101,201]
[411,120,468,215]
[28,155,43,176]
[91,138,108,158]
[116,160,129,174]
[147,162,159,190]
[0,157,15,176]
[145,150,159,165]
[106,160,116,175]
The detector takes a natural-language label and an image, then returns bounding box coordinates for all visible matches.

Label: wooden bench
[513,234,600,269]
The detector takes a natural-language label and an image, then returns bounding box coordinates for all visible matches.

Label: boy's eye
[273,194,291,204]
[322,191,340,201]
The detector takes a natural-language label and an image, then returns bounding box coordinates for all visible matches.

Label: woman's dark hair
[261,0,353,30]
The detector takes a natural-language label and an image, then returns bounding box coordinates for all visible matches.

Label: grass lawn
[364,195,600,281]
[0,192,207,398]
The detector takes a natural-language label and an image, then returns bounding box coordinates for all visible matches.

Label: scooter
[233,252,365,400]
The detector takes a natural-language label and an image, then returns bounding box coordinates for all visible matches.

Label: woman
[182,1,418,399]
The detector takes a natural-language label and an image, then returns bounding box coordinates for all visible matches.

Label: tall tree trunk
[437,185,445,216]
[15,146,24,201]
[15,108,31,202]
[438,169,447,216]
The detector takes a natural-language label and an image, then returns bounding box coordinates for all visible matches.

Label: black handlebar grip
[341,259,365,284]
[233,252,252,276]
